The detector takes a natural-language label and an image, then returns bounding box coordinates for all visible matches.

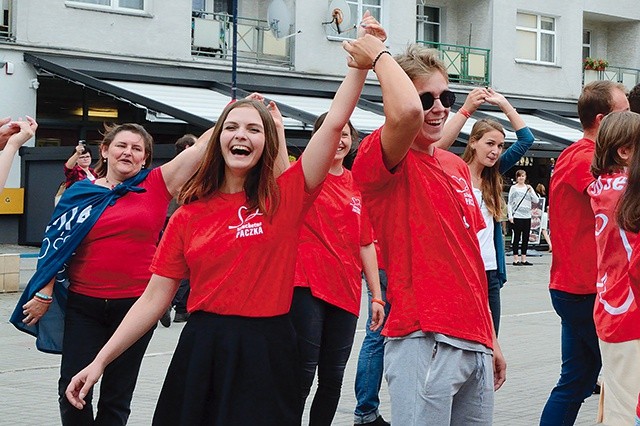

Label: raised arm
[245,92,290,177]
[160,128,211,197]
[0,117,19,150]
[302,15,386,191]
[65,274,180,409]
[375,53,423,170]
[65,145,83,169]
[484,89,535,173]
[434,87,489,150]
[0,117,37,192]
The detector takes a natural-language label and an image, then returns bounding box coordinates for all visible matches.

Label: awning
[24,52,583,155]
[105,80,309,130]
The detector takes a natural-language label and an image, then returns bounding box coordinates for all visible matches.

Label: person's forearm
[93,277,176,369]
[0,144,19,191]
[273,123,290,177]
[361,244,382,300]
[65,153,79,169]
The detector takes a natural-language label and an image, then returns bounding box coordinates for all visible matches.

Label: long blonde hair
[461,119,505,220]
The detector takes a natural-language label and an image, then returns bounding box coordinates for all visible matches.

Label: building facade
[1,0,639,243]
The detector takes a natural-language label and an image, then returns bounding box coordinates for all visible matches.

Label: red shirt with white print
[550,138,598,294]
[294,168,374,316]
[150,161,319,317]
[588,172,640,343]
[352,127,493,348]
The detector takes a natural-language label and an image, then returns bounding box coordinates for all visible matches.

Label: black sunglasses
[419,90,456,110]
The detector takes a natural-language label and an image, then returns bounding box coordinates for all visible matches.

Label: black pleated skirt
[152,311,301,426]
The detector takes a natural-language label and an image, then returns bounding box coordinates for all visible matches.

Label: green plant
[584,57,608,71]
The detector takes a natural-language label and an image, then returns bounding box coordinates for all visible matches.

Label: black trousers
[290,287,358,426]
[58,291,154,426]
[512,217,532,256]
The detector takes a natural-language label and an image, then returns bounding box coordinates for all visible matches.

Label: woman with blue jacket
[459,89,534,334]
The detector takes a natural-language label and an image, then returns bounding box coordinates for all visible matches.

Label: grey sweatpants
[384,333,494,425]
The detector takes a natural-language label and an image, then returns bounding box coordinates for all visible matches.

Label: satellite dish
[323,0,355,35]
[267,0,292,39]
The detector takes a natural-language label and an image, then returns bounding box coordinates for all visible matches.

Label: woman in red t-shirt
[290,114,385,424]
[589,111,640,425]
[62,24,388,425]
[21,122,209,425]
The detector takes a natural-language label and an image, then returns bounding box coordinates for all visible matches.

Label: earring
[102,158,107,163]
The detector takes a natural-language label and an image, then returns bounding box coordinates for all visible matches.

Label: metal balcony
[191,11,293,68]
[417,41,491,86]
[583,65,640,91]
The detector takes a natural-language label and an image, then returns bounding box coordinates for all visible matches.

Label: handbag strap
[512,187,529,214]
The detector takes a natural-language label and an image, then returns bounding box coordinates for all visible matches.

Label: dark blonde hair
[395,44,449,83]
[94,123,153,178]
[178,100,280,216]
[591,111,640,177]
[617,137,640,233]
[461,119,505,220]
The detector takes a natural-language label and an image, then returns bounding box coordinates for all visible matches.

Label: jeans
[354,270,390,424]
[290,287,358,426]
[540,290,601,426]
[58,291,155,426]
[487,270,502,335]
[172,279,190,314]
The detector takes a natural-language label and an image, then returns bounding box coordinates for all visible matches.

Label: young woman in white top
[508,169,539,265]
[460,90,534,333]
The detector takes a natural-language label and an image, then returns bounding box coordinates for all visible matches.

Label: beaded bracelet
[372,50,392,72]
[35,291,53,300]
[33,296,53,304]
[459,107,472,118]
[372,298,386,307]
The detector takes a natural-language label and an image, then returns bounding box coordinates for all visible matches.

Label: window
[192,0,230,14]
[416,4,440,43]
[67,0,146,12]
[347,0,382,34]
[516,12,556,64]
[582,30,591,60]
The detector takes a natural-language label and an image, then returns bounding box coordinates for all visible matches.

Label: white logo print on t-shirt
[228,206,264,239]
[350,197,362,214]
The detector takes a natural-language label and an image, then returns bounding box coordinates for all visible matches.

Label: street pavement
[0,246,599,425]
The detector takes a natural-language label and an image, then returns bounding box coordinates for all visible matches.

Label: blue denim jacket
[493,127,535,286]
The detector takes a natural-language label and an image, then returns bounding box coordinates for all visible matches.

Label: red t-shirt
[294,168,373,316]
[69,167,172,298]
[549,138,597,294]
[630,237,640,304]
[588,172,640,343]
[150,161,318,317]
[352,127,493,348]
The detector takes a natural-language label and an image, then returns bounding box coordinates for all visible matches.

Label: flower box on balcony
[584,57,608,72]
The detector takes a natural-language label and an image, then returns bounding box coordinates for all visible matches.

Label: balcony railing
[417,41,491,86]
[191,11,292,68]
[583,65,640,91]
[1,2,13,41]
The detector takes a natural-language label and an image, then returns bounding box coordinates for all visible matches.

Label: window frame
[582,29,591,60]
[325,0,385,41]
[515,12,557,65]
[416,4,440,43]
[65,0,150,16]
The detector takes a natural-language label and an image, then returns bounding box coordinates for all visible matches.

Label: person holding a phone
[64,140,96,188]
